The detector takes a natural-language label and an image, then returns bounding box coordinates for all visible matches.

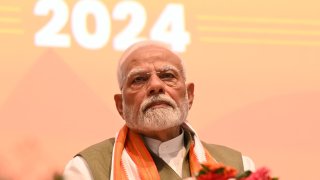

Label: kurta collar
[143,130,185,156]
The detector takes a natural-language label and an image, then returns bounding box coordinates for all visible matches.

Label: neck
[138,126,181,142]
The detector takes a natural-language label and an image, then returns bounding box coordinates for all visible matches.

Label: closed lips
[143,101,173,112]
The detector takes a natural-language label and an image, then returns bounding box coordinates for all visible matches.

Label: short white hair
[117,40,186,89]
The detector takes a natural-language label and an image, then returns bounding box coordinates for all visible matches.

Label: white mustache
[140,95,177,113]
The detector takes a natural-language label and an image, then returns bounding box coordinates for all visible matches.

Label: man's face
[114,45,194,132]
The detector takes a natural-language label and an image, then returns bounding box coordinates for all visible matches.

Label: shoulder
[63,156,93,180]
[75,138,115,179]
[78,138,115,156]
[201,141,242,157]
[201,141,245,173]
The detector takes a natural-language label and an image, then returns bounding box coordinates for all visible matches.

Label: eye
[132,75,148,84]
[159,72,175,80]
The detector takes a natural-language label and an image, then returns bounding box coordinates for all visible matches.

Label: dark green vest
[77,134,244,180]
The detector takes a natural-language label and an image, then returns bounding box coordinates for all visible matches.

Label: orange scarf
[111,123,217,180]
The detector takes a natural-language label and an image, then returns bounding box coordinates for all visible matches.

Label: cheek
[171,87,188,105]
[123,91,144,110]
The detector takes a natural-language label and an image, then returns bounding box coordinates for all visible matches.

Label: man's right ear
[114,94,124,119]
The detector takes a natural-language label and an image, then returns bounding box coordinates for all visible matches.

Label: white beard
[123,94,189,132]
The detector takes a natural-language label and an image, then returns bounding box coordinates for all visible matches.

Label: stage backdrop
[1,0,319,179]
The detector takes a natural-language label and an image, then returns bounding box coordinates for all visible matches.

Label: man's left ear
[114,94,124,119]
[186,83,194,109]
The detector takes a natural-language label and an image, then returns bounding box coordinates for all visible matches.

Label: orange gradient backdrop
[1,0,320,179]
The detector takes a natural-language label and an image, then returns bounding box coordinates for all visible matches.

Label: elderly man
[64,41,254,180]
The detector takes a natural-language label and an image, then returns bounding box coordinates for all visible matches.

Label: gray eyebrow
[121,65,184,90]
[157,65,180,73]
[126,68,146,79]
[126,65,180,79]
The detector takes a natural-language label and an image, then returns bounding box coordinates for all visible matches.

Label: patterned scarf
[110,122,217,180]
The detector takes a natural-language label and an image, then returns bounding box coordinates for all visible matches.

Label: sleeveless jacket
[77,133,244,180]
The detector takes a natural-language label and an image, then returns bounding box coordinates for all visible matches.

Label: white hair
[117,40,186,89]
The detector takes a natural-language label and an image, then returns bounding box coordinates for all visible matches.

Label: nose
[147,74,165,96]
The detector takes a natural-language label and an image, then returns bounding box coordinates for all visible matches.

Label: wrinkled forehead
[118,41,173,66]
[120,45,183,75]
[117,41,185,89]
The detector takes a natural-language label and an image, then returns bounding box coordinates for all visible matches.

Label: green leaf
[214,167,225,174]
[235,170,252,179]
[200,164,210,172]
[197,164,210,177]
